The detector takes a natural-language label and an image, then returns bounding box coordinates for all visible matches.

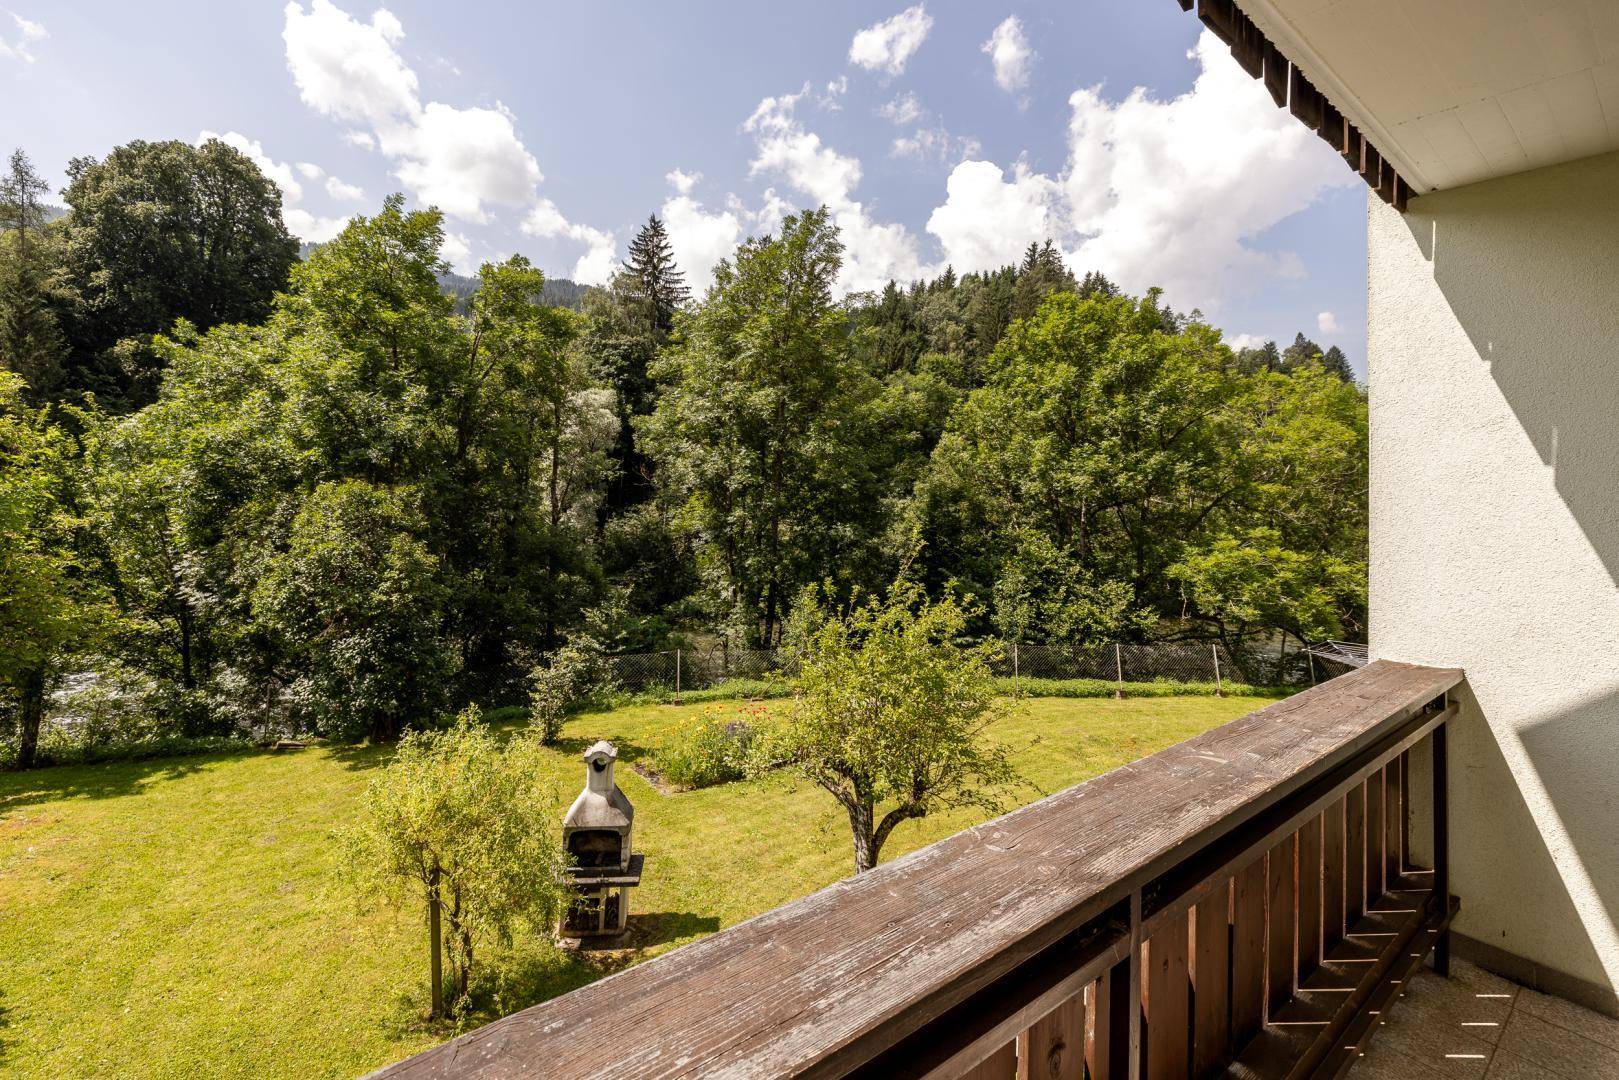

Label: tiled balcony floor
[1348,958,1619,1078]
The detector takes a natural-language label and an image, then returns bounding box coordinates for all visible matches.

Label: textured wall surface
[1368,150,1619,1000]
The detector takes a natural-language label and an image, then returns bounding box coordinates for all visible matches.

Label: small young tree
[765,581,1020,873]
[342,713,571,1018]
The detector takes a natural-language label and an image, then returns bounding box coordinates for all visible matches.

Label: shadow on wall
[1402,152,1619,580]
[1397,150,1619,998]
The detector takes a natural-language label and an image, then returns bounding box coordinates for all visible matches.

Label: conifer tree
[623,214,690,335]
[0,150,66,400]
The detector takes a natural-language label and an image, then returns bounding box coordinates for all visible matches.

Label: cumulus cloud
[325,175,366,201]
[1225,332,1268,350]
[981,16,1034,97]
[198,130,356,243]
[927,160,1057,270]
[520,199,616,284]
[439,230,476,275]
[892,124,981,165]
[0,9,46,63]
[745,89,927,293]
[659,176,742,294]
[282,1,612,276]
[925,33,1352,314]
[848,4,932,77]
[1317,310,1341,334]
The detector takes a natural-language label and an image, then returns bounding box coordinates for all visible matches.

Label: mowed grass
[0,693,1273,1078]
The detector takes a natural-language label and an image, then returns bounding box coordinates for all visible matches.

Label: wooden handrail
[371,660,1463,1080]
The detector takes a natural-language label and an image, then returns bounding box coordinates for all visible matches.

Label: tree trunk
[847,800,877,873]
[427,863,444,1019]
[14,665,45,770]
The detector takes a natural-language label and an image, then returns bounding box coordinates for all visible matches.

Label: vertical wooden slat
[1231,857,1266,1049]
[1143,913,1190,1080]
[1398,750,1411,873]
[1192,883,1231,1076]
[1089,960,1132,1080]
[962,1040,1019,1080]
[1366,770,1386,906]
[1018,993,1085,1080]
[1346,782,1366,925]
[1296,816,1322,984]
[1322,797,1346,954]
[1434,723,1451,976]
[1386,760,1403,881]
[1265,835,1295,1019]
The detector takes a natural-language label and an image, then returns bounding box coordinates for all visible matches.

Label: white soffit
[1238,0,1619,193]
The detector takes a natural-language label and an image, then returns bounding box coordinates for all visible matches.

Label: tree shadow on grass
[0,752,228,813]
[375,913,723,1048]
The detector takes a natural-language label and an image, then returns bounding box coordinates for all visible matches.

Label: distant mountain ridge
[297,241,592,310]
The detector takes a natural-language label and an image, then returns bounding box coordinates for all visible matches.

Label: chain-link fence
[599,639,1319,693]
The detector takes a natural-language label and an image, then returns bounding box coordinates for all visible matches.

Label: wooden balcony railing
[372,660,1462,1080]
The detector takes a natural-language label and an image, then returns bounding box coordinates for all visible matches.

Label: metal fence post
[1012,640,1019,697]
[675,648,682,704]
[1114,643,1125,699]
[1212,643,1224,697]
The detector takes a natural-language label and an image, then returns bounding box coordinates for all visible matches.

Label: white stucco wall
[1368,149,1619,1003]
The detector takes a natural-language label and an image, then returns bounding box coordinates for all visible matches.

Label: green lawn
[0,694,1273,1078]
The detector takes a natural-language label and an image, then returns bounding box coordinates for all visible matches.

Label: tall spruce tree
[0,150,66,401]
[623,214,690,334]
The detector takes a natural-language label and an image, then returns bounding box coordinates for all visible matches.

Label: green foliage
[0,150,68,400]
[761,579,1019,872]
[342,712,571,1015]
[527,641,613,744]
[654,705,762,789]
[57,138,298,404]
[254,480,454,741]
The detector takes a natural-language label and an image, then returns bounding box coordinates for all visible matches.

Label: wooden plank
[1231,857,1266,1051]
[1289,65,1324,129]
[1322,798,1346,956]
[1346,782,1366,926]
[1297,816,1322,985]
[1386,762,1402,882]
[1088,963,1132,1080]
[1017,994,1084,1080]
[1366,770,1386,907]
[1397,751,1410,873]
[372,663,1462,1080]
[1192,884,1231,1076]
[1266,835,1295,1020]
[1261,41,1288,108]
[1143,912,1191,1080]
[962,1040,1017,1080]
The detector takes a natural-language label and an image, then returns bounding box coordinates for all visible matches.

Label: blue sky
[3,0,1368,372]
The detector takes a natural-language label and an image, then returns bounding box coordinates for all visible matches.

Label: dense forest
[0,138,1366,766]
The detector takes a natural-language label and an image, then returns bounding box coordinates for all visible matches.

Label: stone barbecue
[559,740,643,937]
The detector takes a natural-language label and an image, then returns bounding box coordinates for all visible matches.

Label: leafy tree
[0,373,99,767]
[644,208,902,645]
[762,580,1019,872]
[0,150,67,400]
[342,714,570,1017]
[57,138,298,404]
[252,480,453,741]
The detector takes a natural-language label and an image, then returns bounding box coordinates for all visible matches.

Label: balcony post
[1432,707,1450,977]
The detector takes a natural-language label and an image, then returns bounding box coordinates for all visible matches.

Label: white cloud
[879,92,923,126]
[661,191,741,294]
[0,9,46,63]
[927,160,1057,270]
[325,175,365,201]
[848,4,932,77]
[439,230,476,275]
[1226,332,1268,351]
[982,16,1034,97]
[1317,310,1341,334]
[520,199,616,284]
[892,125,981,165]
[199,130,359,243]
[282,1,611,276]
[744,89,927,293]
[823,75,848,109]
[665,168,701,196]
[1055,33,1352,312]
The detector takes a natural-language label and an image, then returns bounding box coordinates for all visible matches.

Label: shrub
[654,707,761,789]
[527,641,618,744]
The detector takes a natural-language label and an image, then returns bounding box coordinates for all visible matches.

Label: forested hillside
[0,139,1366,765]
